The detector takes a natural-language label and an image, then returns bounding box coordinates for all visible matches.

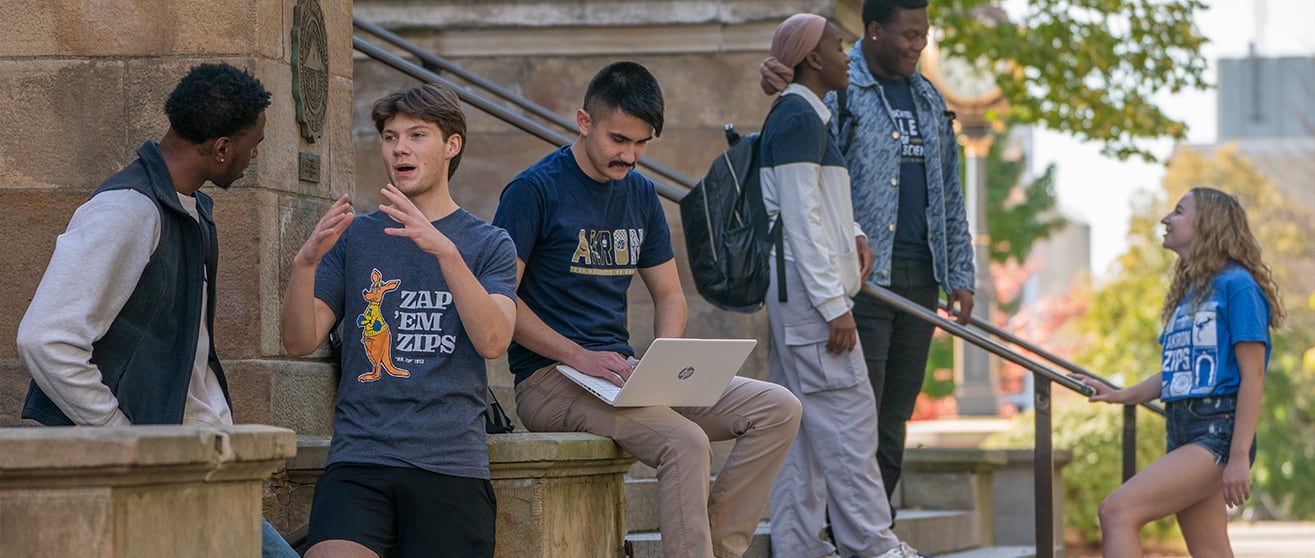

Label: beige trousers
[515,364,802,558]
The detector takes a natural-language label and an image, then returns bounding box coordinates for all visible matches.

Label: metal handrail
[865,284,1083,556]
[352,17,699,194]
[946,302,1165,415]
[942,301,1163,482]
[347,27,1147,558]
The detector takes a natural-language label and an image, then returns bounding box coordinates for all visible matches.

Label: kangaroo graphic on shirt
[356,268,410,382]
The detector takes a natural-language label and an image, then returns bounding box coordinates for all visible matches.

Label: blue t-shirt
[877,74,931,261]
[493,145,675,383]
[1159,264,1271,402]
[314,208,518,479]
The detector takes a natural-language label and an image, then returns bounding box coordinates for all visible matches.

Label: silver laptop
[556,338,757,407]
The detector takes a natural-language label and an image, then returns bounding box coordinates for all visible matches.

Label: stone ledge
[0,424,295,558]
[489,432,634,478]
[904,447,1009,473]
[0,423,293,476]
[287,432,634,478]
[996,447,1074,467]
[282,432,634,558]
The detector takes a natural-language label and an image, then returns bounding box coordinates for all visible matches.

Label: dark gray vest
[23,141,230,425]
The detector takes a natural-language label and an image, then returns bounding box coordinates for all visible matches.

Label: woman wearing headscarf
[759,13,925,558]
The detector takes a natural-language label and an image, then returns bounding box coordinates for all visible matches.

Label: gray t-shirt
[315,208,518,479]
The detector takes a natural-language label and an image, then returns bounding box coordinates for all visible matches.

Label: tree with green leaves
[933,0,1209,161]
[984,128,1067,268]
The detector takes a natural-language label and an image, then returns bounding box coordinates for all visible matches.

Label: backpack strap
[772,217,786,303]
[836,87,857,153]
[761,96,791,304]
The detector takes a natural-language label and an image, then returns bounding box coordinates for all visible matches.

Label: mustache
[608,161,635,170]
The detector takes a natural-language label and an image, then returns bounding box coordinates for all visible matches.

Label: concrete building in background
[1197,53,1315,208]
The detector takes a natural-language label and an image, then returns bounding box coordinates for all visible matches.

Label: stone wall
[0,0,354,429]
[0,1,354,541]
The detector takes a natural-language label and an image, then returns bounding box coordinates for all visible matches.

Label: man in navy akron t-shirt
[492,61,801,558]
[281,84,517,557]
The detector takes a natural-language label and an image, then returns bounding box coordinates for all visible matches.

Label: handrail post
[1122,404,1138,482]
[1035,377,1055,558]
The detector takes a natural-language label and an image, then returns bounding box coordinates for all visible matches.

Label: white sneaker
[873,542,929,558]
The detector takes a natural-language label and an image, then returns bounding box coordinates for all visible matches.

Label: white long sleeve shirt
[760,84,866,321]
[16,189,232,427]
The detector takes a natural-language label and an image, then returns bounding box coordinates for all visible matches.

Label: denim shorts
[1165,394,1257,465]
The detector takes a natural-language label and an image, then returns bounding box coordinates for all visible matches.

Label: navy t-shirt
[314,208,518,479]
[494,145,675,383]
[877,74,932,261]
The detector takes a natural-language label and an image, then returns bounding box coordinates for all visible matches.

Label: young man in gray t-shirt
[281,84,517,558]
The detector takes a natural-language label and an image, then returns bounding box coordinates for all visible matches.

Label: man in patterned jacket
[826,0,976,511]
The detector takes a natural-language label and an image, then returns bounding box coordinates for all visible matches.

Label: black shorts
[306,462,496,558]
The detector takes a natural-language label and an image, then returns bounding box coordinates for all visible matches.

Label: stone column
[0,425,295,558]
[489,433,637,558]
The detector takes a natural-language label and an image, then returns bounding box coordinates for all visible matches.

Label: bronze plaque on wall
[292,0,328,144]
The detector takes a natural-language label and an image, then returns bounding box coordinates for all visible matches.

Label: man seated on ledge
[281,83,517,558]
[492,61,803,558]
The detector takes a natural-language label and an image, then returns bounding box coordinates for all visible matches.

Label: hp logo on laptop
[678,366,695,380]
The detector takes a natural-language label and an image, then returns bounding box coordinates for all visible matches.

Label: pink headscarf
[759,13,828,95]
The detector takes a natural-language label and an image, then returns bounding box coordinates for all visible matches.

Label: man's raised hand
[294,193,354,267]
[378,184,458,259]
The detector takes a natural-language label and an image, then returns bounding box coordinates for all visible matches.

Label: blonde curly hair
[1161,187,1285,328]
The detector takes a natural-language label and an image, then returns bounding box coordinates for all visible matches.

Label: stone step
[891,509,980,554]
[624,476,771,532]
[625,509,980,557]
[941,545,1039,558]
[626,521,771,558]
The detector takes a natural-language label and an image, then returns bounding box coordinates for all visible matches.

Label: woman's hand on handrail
[1069,373,1160,406]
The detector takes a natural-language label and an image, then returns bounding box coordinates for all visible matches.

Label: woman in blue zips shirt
[1074,187,1284,557]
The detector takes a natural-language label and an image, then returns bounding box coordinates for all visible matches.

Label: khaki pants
[515,364,801,558]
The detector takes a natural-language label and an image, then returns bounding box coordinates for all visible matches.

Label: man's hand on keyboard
[567,350,636,387]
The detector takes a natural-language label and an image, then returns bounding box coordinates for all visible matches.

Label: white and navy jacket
[760,84,866,322]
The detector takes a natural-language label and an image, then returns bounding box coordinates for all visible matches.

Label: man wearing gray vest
[16,63,294,557]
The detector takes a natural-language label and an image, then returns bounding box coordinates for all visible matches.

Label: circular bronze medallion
[292,0,328,143]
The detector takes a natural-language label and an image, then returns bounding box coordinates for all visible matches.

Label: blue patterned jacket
[825,40,975,294]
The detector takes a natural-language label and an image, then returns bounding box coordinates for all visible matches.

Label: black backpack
[680,103,786,313]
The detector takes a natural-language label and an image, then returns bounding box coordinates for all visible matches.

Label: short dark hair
[582,62,665,137]
[863,0,929,26]
[371,84,468,179]
[164,63,271,144]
